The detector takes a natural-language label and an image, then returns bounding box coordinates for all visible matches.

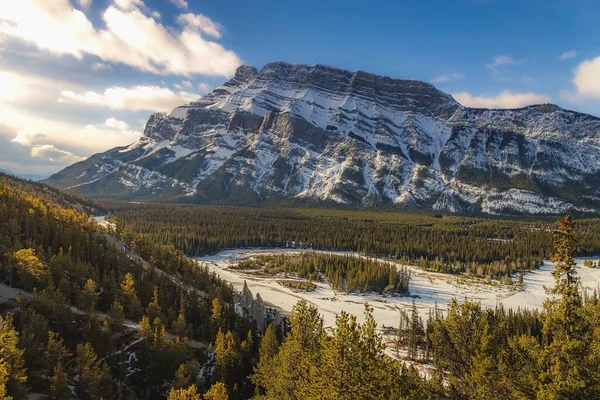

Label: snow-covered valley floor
[197,249,600,331]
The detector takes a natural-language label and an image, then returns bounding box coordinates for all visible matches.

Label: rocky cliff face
[44,62,600,215]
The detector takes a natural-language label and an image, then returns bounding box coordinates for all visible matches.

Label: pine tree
[167,384,201,400]
[49,362,71,400]
[309,311,361,399]
[212,298,223,328]
[550,216,578,296]
[75,342,112,399]
[252,300,323,399]
[9,248,49,290]
[108,300,125,328]
[120,272,142,319]
[0,359,10,400]
[0,314,27,398]
[145,286,162,322]
[79,279,98,312]
[538,216,598,398]
[18,310,50,373]
[251,323,279,393]
[214,329,239,387]
[204,382,229,400]
[407,300,424,360]
[172,360,201,390]
[44,331,71,378]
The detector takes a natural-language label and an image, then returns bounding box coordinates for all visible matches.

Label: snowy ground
[197,249,600,331]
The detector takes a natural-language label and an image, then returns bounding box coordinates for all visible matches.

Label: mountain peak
[45,61,600,215]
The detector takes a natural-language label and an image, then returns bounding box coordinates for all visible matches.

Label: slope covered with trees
[0,174,260,399]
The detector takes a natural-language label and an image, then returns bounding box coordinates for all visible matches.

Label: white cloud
[175,80,193,90]
[559,50,577,61]
[30,144,84,164]
[170,0,188,10]
[562,56,600,102]
[92,62,112,71]
[198,83,211,93]
[77,0,92,8]
[0,125,84,175]
[59,84,199,112]
[104,117,129,130]
[151,11,161,19]
[114,0,143,11]
[453,91,550,109]
[487,55,517,68]
[0,0,241,77]
[431,72,464,84]
[486,55,518,76]
[176,13,222,38]
[0,68,142,172]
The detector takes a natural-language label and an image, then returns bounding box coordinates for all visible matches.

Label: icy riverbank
[197,249,600,330]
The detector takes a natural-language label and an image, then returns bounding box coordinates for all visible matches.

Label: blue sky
[0,0,599,176]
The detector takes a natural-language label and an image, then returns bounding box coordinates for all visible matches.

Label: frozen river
[197,249,600,330]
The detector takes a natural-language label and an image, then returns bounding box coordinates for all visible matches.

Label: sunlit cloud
[431,72,464,84]
[453,91,550,108]
[561,56,600,102]
[0,0,241,77]
[559,50,577,61]
[59,85,199,112]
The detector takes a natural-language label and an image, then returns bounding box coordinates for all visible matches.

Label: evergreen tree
[251,323,280,394]
[538,215,599,398]
[205,382,229,400]
[214,329,239,388]
[75,342,112,399]
[145,285,162,322]
[9,248,49,291]
[168,384,202,400]
[407,300,424,360]
[120,272,142,319]
[0,359,10,400]
[0,314,27,398]
[49,362,71,400]
[172,360,201,390]
[78,279,98,312]
[108,300,125,328]
[252,300,323,399]
[44,332,71,379]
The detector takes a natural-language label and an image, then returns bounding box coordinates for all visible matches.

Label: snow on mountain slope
[44,62,600,215]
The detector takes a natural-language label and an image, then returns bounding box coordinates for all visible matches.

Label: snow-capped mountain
[44,62,600,214]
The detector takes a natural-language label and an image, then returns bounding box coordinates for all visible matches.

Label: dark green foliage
[242,252,409,294]
[103,202,600,279]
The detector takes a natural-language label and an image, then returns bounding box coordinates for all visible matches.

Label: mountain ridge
[44,62,600,215]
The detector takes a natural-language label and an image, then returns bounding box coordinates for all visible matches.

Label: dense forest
[0,174,259,399]
[102,202,600,279]
[237,253,410,294]
[2,174,600,399]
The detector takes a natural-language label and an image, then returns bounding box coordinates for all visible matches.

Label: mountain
[44,62,600,215]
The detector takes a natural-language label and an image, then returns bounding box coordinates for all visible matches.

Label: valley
[198,248,600,329]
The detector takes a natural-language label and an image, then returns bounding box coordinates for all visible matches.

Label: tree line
[102,201,600,280]
[240,252,409,294]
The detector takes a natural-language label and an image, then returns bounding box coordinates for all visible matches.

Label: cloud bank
[0,0,241,77]
[453,91,550,108]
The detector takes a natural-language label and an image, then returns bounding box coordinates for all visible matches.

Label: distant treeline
[240,252,410,294]
[103,202,600,279]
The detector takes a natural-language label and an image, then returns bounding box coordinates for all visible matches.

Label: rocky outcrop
[44,62,600,215]
[236,281,269,332]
